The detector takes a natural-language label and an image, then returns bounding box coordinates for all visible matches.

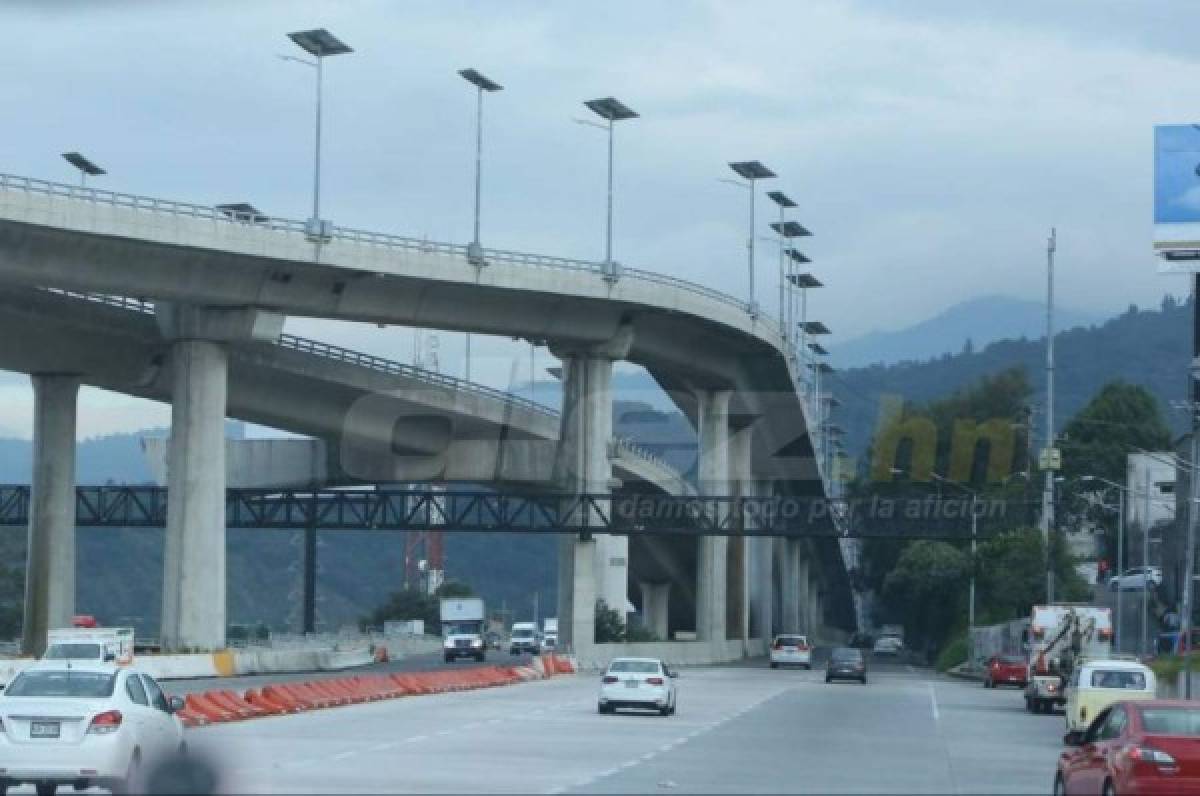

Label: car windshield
[998,656,1025,665]
[5,670,117,698]
[1140,707,1200,735]
[443,623,477,636]
[43,643,103,659]
[1090,670,1147,689]
[777,636,805,646]
[831,649,861,661]
[609,661,660,674]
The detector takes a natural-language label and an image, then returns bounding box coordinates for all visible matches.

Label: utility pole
[1143,467,1152,657]
[1185,273,1200,697]
[1041,228,1057,602]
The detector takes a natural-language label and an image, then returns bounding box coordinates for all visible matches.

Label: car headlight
[443,640,454,648]
[471,639,483,647]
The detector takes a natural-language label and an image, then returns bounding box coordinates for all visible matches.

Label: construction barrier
[171,661,575,729]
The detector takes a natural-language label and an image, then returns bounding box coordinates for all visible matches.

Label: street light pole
[1185,272,1200,698]
[458,69,503,382]
[286,29,353,241]
[729,161,777,316]
[582,98,638,279]
[1117,487,1126,653]
[1041,227,1058,602]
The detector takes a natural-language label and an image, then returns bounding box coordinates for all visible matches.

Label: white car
[598,657,677,716]
[769,634,813,669]
[0,662,185,794]
[1109,566,1163,591]
[873,635,904,655]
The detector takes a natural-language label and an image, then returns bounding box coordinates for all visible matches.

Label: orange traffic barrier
[308,680,348,706]
[264,684,311,711]
[289,682,332,709]
[207,690,261,720]
[220,689,271,718]
[244,688,292,715]
[175,705,210,728]
[268,686,312,710]
[185,692,235,723]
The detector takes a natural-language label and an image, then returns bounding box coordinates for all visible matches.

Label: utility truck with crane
[1023,603,1113,714]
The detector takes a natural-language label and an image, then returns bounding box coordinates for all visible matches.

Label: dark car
[1056,700,1200,795]
[826,646,868,684]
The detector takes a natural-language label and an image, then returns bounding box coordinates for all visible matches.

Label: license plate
[625,680,639,688]
[30,721,60,739]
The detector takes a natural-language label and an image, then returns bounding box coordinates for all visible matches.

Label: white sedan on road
[1108,566,1163,591]
[598,657,677,716]
[0,662,185,794]
[769,635,813,669]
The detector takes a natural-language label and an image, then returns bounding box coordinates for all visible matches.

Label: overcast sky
[1,0,1197,438]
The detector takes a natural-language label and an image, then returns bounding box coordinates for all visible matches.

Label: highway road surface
[159,657,1064,794]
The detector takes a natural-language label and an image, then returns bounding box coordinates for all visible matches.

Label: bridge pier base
[781,539,802,633]
[161,339,229,652]
[696,389,730,642]
[553,343,627,650]
[22,374,79,657]
[639,581,670,640]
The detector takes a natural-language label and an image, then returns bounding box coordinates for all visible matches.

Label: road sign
[1039,447,1062,471]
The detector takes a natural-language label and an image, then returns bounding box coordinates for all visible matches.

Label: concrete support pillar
[781,539,802,633]
[22,375,79,657]
[161,340,230,651]
[639,581,670,641]
[155,303,283,652]
[808,580,822,641]
[729,427,753,643]
[797,554,811,634]
[553,345,624,651]
[696,389,731,642]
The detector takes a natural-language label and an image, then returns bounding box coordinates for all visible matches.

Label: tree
[881,541,969,655]
[594,599,626,643]
[975,527,1088,624]
[363,581,475,633]
[1060,382,1172,487]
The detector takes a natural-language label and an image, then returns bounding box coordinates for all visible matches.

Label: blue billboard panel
[1154,125,1200,264]
[1155,125,1200,224]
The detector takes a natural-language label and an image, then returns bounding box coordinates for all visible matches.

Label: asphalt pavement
[171,656,1067,794]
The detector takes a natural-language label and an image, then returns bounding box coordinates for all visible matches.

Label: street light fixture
[458,67,504,382]
[285,28,353,243]
[728,161,776,316]
[62,152,105,187]
[581,97,638,280]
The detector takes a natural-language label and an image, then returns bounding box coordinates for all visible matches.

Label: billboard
[1154,124,1200,268]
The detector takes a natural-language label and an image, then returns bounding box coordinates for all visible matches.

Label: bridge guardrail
[3,172,766,331]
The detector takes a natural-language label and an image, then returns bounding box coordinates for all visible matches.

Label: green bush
[1148,654,1199,684]
[936,634,968,672]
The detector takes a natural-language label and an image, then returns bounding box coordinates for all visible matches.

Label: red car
[984,654,1027,688]
[1055,700,1200,795]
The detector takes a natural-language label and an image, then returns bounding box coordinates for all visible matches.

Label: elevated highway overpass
[0,173,854,656]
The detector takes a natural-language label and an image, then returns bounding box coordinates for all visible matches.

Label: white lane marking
[331,750,357,761]
[928,682,940,722]
[406,734,430,743]
[435,729,454,736]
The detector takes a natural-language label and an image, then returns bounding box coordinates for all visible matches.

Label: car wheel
[1052,773,1066,796]
[861,677,868,685]
[770,662,778,669]
[825,676,832,683]
[34,785,56,796]
[660,705,671,717]
[1102,778,1116,796]
[597,703,608,714]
